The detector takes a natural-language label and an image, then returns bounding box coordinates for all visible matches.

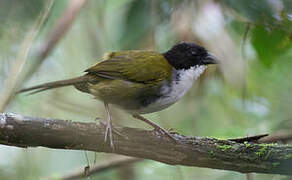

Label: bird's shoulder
[85,50,172,83]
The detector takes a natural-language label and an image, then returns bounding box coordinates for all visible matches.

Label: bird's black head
[163,42,217,70]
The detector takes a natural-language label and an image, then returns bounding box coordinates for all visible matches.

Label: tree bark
[0,113,291,175]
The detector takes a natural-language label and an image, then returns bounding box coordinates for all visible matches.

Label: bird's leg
[97,118,126,139]
[104,102,114,148]
[132,114,177,141]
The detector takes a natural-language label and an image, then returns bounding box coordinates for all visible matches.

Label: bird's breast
[134,65,206,114]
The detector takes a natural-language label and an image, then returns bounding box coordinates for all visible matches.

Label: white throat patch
[164,65,206,100]
[137,65,206,114]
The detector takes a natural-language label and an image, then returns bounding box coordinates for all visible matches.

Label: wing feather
[85,50,172,83]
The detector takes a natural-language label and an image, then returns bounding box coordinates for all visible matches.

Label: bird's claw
[153,127,178,142]
[98,118,129,149]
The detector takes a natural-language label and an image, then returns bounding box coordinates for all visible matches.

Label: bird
[18,42,218,147]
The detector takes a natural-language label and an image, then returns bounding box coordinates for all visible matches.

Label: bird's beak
[204,52,219,64]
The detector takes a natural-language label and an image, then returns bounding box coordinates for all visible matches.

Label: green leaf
[251,26,292,67]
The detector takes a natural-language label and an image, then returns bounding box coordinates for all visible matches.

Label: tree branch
[0,113,292,175]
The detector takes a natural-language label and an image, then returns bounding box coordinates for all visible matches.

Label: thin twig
[0,0,55,112]
[259,131,292,143]
[42,157,141,180]
[0,0,88,112]
[23,0,88,82]
[228,134,269,143]
[241,23,251,60]
[228,132,292,144]
[246,173,254,180]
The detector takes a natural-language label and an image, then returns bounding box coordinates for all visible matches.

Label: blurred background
[0,0,292,179]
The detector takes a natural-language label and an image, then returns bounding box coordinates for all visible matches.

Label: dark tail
[17,76,92,94]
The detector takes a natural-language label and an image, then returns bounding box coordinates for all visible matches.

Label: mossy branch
[0,113,292,175]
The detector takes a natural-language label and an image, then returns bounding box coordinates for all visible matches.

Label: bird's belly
[131,97,177,114]
[133,83,192,114]
[87,79,163,112]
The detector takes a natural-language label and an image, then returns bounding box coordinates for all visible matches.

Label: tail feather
[17,76,91,94]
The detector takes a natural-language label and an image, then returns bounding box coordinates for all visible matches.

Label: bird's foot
[153,126,178,142]
[104,120,114,149]
[98,118,128,149]
[96,118,114,149]
[166,128,180,136]
[132,114,178,142]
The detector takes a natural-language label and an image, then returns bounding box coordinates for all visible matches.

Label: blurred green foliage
[0,0,292,180]
[251,27,292,67]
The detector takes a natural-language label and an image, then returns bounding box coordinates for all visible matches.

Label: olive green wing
[85,50,172,83]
